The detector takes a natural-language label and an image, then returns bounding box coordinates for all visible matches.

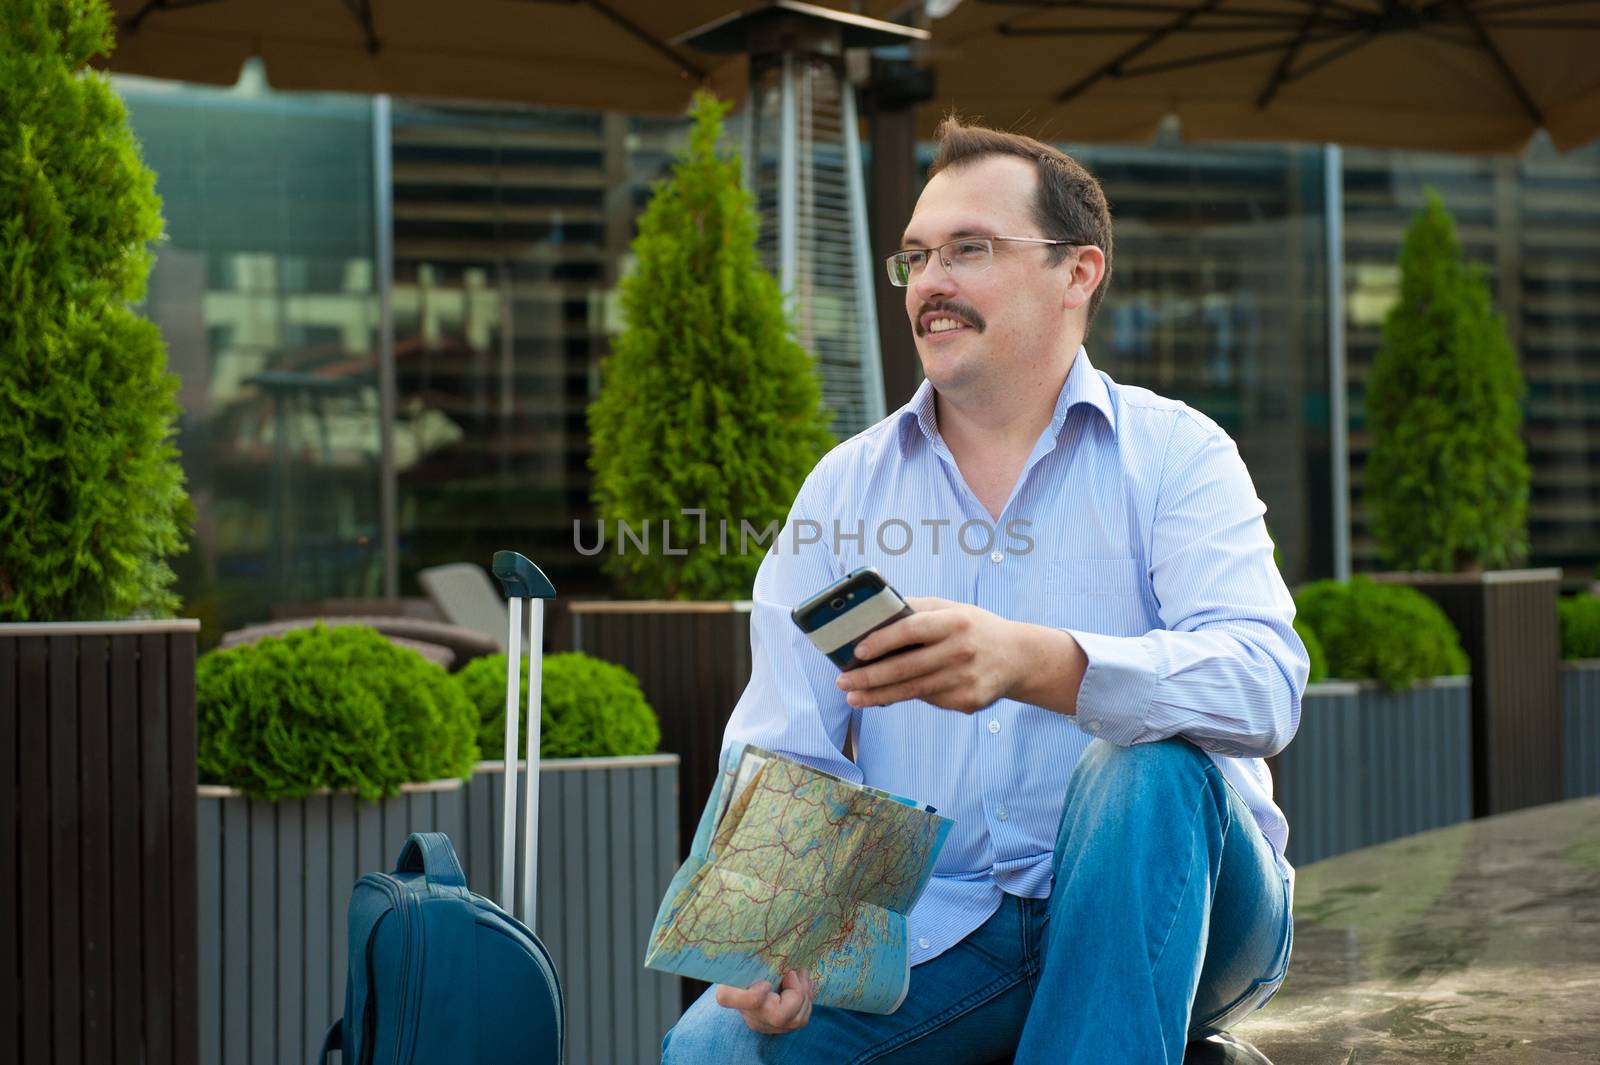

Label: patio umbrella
[100,0,899,114]
[917,0,1600,153]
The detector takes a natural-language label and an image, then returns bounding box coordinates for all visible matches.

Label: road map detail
[645,746,952,1014]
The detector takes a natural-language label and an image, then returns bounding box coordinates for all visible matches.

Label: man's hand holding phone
[790,568,1028,714]
[834,596,1033,714]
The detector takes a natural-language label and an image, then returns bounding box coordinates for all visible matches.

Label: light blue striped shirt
[722,347,1309,967]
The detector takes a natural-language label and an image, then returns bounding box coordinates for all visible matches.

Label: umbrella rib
[1474,0,1599,14]
[1481,16,1600,25]
[1449,0,1545,124]
[340,0,380,54]
[1053,0,1227,103]
[1115,30,1346,77]
[1282,27,1380,82]
[1418,23,1491,47]
[1257,0,1330,108]
[1000,20,1352,34]
[122,0,223,34]
[982,0,1306,17]
[582,0,708,80]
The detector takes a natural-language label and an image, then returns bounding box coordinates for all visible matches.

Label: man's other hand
[835,596,1027,713]
[715,969,815,1034]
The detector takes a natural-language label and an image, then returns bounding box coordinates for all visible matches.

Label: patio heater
[679,1,927,437]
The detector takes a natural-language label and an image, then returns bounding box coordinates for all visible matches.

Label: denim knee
[660,992,753,1065]
[1072,736,1209,796]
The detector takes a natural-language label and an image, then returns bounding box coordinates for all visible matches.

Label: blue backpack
[317,832,564,1064]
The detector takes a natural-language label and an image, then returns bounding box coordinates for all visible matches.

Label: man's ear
[1061,246,1107,315]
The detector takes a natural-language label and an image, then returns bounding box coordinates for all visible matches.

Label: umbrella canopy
[919,0,1600,153]
[100,0,895,114]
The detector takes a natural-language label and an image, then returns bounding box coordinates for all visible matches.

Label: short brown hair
[928,117,1114,329]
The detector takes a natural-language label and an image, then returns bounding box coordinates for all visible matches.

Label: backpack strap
[394,832,468,889]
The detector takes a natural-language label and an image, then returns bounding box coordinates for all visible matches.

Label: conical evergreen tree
[0,0,190,619]
[587,92,833,599]
[1365,189,1529,572]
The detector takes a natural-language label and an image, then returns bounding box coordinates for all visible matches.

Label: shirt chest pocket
[1046,558,1150,636]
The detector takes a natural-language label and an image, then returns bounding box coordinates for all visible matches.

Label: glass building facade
[117,72,1600,640]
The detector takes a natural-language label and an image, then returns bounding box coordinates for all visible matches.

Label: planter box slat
[248,800,275,1065]
[197,795,222,1065]
[0,638,16,1063]
[77,636,113,1064]
[169,634,201,1065]
[138,633,176,1065]
[18,637,51,1065]
[611,767,640,1065]
[585,769,609,1063]
[107,635,143,1063]
[48,636,83,1065]
[277,801,305,1065]
[560,769,589,1065]
[1564,664,1600,799]
[220,799,249,1065]
[303,794,334,1056]
[327,793,356,1056]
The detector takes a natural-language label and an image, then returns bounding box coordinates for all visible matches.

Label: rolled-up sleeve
[1067,413,1309,759]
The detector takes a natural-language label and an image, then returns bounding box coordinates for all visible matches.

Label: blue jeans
[660,738,1293,1064]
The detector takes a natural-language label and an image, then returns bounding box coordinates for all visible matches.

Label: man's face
[900,155,1074,395]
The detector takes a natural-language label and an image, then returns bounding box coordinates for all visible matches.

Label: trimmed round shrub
[1294,577,1469,691]
[1294,617,1328,685]
[457,651,660,759]
[197,624,479,800]
[1558,594,1600,661]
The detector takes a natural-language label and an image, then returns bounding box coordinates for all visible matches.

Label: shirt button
[987,719,1001,734]
[917,937,930,950]
[996,806,1009,821]
[989,550,1004,564]
[1086,719,1103,733]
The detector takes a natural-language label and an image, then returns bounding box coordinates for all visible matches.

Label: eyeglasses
[884,236,1079,287]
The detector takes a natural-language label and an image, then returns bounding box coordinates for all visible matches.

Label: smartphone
[790,566,915,670]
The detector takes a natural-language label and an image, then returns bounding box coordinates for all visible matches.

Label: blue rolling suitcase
[318,551,564,1064]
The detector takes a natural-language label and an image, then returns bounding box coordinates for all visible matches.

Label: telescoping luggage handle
[491,550,557,929]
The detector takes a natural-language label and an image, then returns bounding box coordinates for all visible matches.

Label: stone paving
[1232,796,1600,1064]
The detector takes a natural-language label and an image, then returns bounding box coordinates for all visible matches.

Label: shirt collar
[895,346,1116,455]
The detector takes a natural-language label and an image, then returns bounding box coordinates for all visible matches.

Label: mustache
[915,300,986,336]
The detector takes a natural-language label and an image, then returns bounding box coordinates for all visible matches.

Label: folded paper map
[644,744,954,1014]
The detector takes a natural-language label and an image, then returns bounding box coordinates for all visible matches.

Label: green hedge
[457,651,660,759]
[196,625,479,800]
[1559,594,1600,661]
[1294,577,1469,692]
[1294,617,1328,685]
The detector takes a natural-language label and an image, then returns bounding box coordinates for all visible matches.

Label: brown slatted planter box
[1,619,201,1065]
[1373,569,1562,817]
